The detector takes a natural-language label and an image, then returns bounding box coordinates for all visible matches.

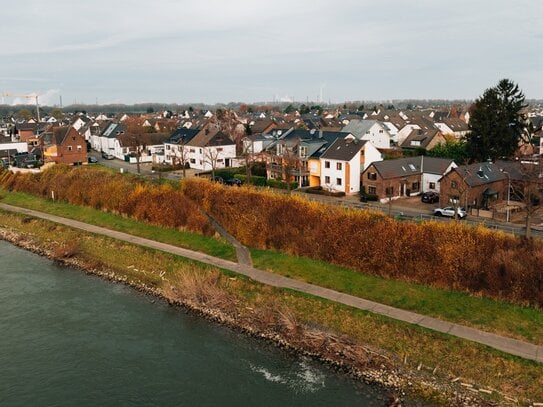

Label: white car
[433,206,467,219]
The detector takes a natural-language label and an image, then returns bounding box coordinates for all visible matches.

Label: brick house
[438,161,525,210]
[43,126,88,165]
[361,156,456,203]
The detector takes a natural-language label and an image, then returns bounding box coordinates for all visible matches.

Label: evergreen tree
[465,79,526,161]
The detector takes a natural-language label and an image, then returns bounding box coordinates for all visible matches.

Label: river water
[0,240,418,406]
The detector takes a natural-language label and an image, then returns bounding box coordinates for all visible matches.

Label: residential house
[184,125,237,171]
[317,136,382,195]
[361,156,456,203]
[265,128,350,186]
[434,118,469,139]
[96,122,123,155]
[15,123,38,142]
[438,160,526,210]
[43,126,87,165]
[340,119,391,149]
[163,128,200,166]
[115,132,170,163]
[400,128,446,151]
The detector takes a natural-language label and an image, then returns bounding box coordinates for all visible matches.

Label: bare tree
[130,134,147,174]
[241,139,255,184]
[514,157,543,238]
[171,142,190,179]
[203,147,221,179]
[281,141,301,194]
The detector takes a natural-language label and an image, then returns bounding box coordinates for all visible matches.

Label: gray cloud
[2,0,542,104]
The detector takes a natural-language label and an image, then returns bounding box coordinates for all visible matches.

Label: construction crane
[1,92,42,122]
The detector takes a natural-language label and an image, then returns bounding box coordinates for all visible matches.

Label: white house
[114,133,170,163]
[420,156,457,193]
[341,120,391,149]
[318,135,383,195]
[434,118,469,140]
[184,126,237,171]
[96,122,122,154]
[163,128,200,165]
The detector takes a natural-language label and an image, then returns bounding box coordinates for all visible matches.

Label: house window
[367,172,377,180]
[336,178,342,186]
[216,148,223,152]
[336,162,342,170]
[190,158,196,164]
[429,182,436,189]
[368,186,376,194]
[379,129,383,133]
[411,182,420,192]
[325,161,330,169]
[300,146,307,158]
[199,148,202,154]
[451,181,458,189]
[325,176,330,184]
[190,148,195,153]
[77,145,82,151]
[385,186,394,196]
[67,146,72,151]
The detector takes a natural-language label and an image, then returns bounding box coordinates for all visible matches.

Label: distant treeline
[1,98,541,119]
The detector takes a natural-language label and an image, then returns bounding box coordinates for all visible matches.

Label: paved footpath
[1,202,541,364]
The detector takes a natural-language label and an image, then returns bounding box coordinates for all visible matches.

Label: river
[0,240,420,406]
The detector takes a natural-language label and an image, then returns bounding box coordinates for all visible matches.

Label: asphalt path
[0,202,541,364]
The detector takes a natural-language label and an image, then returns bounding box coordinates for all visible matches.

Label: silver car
[433,206,467,219]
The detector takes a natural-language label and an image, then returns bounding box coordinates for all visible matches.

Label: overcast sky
[1,0,541,106]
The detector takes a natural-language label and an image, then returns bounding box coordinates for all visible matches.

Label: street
[90,153,543,238]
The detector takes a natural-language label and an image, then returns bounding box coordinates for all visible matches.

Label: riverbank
[0,212,529,406]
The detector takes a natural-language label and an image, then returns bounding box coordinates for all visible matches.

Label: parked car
[212,176,224,184]
[88,156,98,163]
[225,178,242,187]
[433,206,467,219]
[421,191,439,203]
[101,151,115,160]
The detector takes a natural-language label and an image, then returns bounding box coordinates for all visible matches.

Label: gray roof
[320,138,367,161]
[451,160,525,187]
[341,119,385,138]
[167,128,200,144]
[264,128,349,152]
[371,156,455,179]
[400,128,441,149]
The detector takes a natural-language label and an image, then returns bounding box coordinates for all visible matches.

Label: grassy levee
[251,249,543,345]
[0,209,542,404]
[1,188,542,348]
[0,189,236,261]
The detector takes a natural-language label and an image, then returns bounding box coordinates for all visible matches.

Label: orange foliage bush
[184,178,543,308]
[0,166,213,235]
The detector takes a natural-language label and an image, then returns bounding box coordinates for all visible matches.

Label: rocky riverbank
[0,225,500,406]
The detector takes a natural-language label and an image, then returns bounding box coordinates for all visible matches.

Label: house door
[225,158,230,167]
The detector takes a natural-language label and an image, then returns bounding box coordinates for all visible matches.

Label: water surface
[0,240,416,406]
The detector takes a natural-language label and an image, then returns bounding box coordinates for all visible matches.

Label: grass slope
[1,188,542,347]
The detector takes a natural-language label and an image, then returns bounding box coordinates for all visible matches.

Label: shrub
[265,179,298,190]
[0,166,213,235]
[233,174,267,187]
[183,178,543,308]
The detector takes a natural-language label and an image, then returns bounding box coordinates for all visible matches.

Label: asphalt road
[90,153,543,238]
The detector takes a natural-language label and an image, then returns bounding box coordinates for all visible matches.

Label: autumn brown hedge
[0,166,213,235]
[183,178,543,308]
